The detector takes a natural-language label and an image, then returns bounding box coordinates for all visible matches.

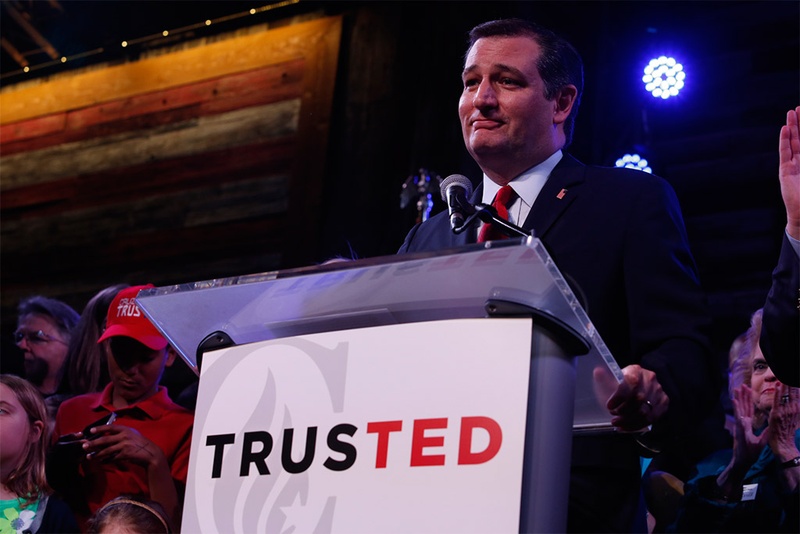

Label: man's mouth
[471,118,502,129]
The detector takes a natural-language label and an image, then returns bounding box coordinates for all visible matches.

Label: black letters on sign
[206,434,235,479]
[324,423,358,471]
[282,427,318,474]
[240,431,273,476]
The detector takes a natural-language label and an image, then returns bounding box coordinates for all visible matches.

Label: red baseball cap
[97,284,168,350]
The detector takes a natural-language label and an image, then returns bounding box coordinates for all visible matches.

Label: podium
[137,236,622,533]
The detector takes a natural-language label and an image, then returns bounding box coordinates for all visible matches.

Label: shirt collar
[90,382,174,419]
[482,150,563,207]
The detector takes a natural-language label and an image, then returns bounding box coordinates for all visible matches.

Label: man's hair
[17,295,80,340]
[467,18,584,147]
[0,374,51,506]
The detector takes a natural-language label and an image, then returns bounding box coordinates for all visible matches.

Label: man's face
[15,313,69,392]
[107,336,173,406]
[459,35,564,183]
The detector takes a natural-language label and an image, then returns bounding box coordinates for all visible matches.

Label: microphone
[440,174,474,231]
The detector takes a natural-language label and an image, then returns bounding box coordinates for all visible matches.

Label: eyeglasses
[13,330,67,346]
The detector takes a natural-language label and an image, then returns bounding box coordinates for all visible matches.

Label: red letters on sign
[366,420,403,468]
[365,416,503,469]
[410,418,448,466]
[457,416,502,465]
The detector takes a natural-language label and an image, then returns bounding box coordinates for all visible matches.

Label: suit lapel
[523,153,586,238]
[459,183,484,244]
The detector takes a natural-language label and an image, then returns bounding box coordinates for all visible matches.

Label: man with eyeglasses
[14,295,80,402]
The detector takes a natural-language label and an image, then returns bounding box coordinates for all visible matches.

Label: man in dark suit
[761,105,800,388]
[398,18,719,532]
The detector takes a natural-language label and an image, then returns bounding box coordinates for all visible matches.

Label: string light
[0,0,300,81]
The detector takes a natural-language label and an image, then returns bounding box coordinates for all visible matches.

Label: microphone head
[440,174,473,201]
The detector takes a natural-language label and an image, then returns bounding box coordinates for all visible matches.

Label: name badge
[741,483,758,501]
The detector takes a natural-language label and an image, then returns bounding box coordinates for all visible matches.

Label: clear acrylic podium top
[137,236,622,430]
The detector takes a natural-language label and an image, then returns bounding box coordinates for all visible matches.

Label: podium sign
[183,318,532,533]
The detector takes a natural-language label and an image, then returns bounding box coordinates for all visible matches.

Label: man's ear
[165,346,178,367]
[553,84,578,125]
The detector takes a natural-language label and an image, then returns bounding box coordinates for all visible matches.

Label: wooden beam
[3,2,60,60]
[0,16,341,124]
[0,37,29,69]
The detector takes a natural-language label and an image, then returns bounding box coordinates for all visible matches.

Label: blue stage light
[642,56,685,99]
[615,153,652,173]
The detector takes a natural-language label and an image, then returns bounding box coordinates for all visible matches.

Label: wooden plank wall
[0,16,342,343]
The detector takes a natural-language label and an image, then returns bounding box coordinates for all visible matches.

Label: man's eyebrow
[462,63,526,77]
[495,63,525,76]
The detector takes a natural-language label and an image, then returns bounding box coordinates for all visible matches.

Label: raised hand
[779,106,800,239]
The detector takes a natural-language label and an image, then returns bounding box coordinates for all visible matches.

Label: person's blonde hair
[87,496,174,533]
[728,308,764,393]
[0,374,51,507]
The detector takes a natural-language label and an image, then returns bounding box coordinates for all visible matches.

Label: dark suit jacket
[761,233,800,387]
[399,153,718,469]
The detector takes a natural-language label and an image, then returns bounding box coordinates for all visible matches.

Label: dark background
[2,0,798,385]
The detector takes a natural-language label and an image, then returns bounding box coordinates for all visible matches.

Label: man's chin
[466,131,512,153]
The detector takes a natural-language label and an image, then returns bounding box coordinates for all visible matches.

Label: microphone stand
[453,202,531,238]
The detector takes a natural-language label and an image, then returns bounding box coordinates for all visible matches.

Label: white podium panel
[183,318,532,534]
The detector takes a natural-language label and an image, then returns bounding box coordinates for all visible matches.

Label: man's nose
[473,79,498,108]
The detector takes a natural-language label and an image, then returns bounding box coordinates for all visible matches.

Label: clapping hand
[767,384,800,461]
[730,383,769,467]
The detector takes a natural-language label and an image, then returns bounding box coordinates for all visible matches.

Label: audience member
[59,284,130,397]
[761,105,800,387]
[397,18,717,532]
[15,296,80,422]
[0,374,79,533]
[49,285,193,531]
[666,309,799,532]
[86,496,174,534]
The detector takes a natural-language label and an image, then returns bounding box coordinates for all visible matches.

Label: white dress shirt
[481,150,563,227]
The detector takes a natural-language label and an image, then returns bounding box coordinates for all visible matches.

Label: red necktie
[478,185,517,242]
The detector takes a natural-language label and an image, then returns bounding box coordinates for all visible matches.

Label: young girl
[0,374,78,533]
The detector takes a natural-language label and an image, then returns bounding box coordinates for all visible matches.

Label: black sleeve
[760,234,800,387]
